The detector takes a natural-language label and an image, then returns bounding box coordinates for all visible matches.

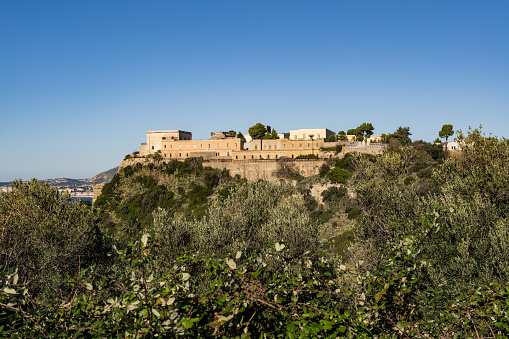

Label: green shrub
[321,186,347,205]
[295,154,318,159]
[327,167,352,183]
[319,163,330,177]
[0,179,102,299]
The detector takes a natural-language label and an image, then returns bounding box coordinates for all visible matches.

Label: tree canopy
[236,131,246,142]
[337,130,347,141]
[248,123,267,140]
[347,123,374,140]
[439,124,454,143]
[263,128,279,139]
[388,126,412,145]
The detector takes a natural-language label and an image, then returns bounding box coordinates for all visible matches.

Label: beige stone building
[160,138,244,160]
[232,138,325,160]
[139,130,192,156]
[137,128,333,161]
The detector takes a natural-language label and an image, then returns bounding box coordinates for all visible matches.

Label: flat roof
[147,130,191,134]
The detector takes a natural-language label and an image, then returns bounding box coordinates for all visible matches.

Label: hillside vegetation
[1,128,509,337]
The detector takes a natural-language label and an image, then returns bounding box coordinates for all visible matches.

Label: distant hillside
[0,167,118,188]
[87,167,119,185]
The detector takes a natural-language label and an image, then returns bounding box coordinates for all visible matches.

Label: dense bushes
[2,224,508,338]
[94,158,237,244]
[0,179,104,299]
[350,128,509,297]
[164,181,320,260]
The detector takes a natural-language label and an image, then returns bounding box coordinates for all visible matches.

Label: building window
[201,144,203,148]
[291,144,294,148]
[179,153,181,157]
[255,146,257,150]
[283,144,286,148]
[243,155,246,159]
[170,154,172,157]
[208,144,211,148]
[259,155,262,159]
[164,145,166,148]
[194,144,196,148]
[251,155,254,159]
[179,145,182,149]
[227,152,230,156]
[269,145,271,150]
[227,143,229,147]
[275,155,278,159]
[235,143,237,147]
[151,146,154,149]
[186,153,188,157]
[267,155,270,159]
[317,134,320,138]
[308,143,310,147]
[170,145,172,149]
[235,155,238,159]
[300,144,302,148]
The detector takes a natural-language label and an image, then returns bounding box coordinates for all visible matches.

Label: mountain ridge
[0,167,119,188]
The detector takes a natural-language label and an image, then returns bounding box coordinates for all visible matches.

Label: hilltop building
[289,128,334,140]
[139,130,192,156]
[137,127,339,161]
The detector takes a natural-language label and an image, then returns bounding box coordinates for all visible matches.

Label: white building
[289,128,334,140]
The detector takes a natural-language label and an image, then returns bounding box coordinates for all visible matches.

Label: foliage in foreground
[0,179,103,299]
[1,215,509,338]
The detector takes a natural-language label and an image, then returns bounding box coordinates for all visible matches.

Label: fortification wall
[119,146,384,181]
[203,159,330,182]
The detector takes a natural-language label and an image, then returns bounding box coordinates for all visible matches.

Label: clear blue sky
[1,1,508,181]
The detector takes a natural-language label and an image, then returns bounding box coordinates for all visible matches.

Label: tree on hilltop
[347,123,375,141]
[337,131,348,141]
[264,129,279,139]
[249,123,268,140]
[388,126,412,146]
[237,131,246,142]
[439,124,454,150]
